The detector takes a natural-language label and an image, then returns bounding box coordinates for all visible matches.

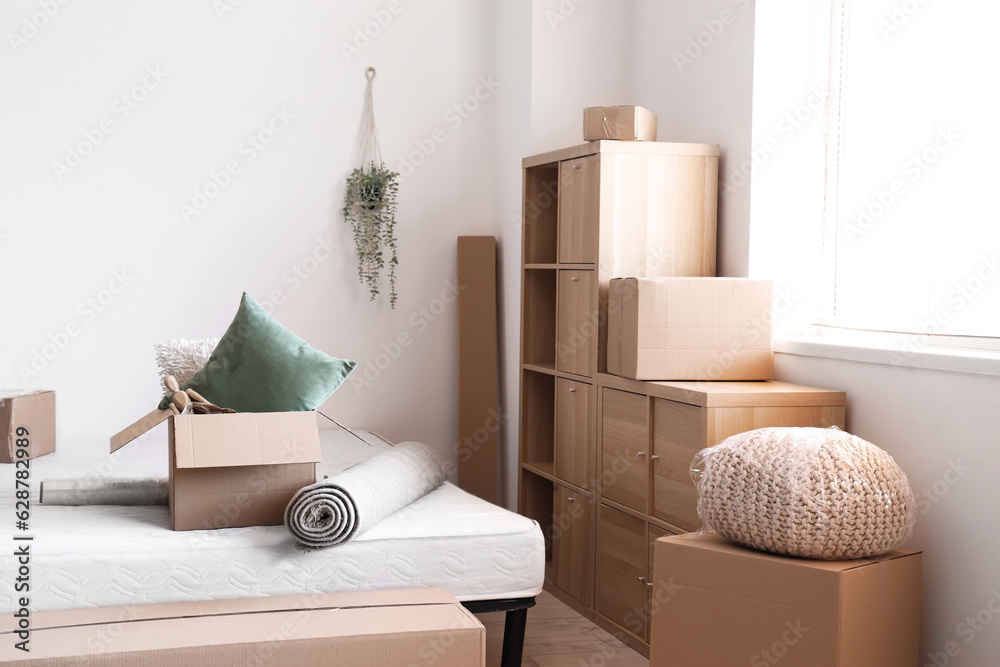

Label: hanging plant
[343,67,400,308]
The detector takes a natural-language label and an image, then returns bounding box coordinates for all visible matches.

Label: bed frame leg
[501,607,528,667]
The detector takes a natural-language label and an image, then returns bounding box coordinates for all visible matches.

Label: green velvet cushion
[159,292,356,412]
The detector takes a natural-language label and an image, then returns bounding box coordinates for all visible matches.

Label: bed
[0,424,545,665]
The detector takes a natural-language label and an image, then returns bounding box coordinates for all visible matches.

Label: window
[749,0,1000,344]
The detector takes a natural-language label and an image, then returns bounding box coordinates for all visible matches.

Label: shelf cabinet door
[551,485,592,606]
[556,269,596,377]
[558,155,599,264]
[601,388,648,513]
[555,378,594,489]
[651,399,706,531]
[596,504,647,639]
[646,524,674,642]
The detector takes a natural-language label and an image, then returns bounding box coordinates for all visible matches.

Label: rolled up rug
[284,441,448,548]
[40,477,168,505]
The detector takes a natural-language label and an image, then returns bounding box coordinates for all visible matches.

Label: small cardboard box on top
[649,533,922,667]
[111,409,320,531]
[0,390,56,463]
[607,277,774,381]
[584,105,658,141]
[0,587,485,666]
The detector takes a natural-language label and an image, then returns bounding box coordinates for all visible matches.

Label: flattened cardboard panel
[456,236,500,503]
[170,462,315,530]
[0,390,56,462]
[172,412,321,469]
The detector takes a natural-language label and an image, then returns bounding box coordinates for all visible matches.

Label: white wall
[491,1,533,508]
[631,0,756,277]
[0,0,500,470]
[529,0,634,155]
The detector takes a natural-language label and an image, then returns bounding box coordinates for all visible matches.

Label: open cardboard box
[111,408,321,530]
[0,587,485,666]
[649,532,922,667]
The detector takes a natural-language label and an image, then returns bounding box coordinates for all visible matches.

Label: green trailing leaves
[343,163,399,308]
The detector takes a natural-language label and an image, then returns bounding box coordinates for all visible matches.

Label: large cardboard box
[112,410,321,531]
[649,533,922,667]
[607,277,774,381]
[584,105,657,141]
[0,390,55,463]
[0,587,485,666]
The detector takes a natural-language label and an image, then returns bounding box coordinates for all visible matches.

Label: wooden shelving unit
[516,140,848,656]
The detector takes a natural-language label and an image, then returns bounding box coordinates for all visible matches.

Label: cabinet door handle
[570,276,578,282]
[637,576,646,583]
[650,454,660,461]
[636,451,645,458]
[567,497,574,502]
[646,582,654,588]
[569,387,576,393]
[572,164,580,170]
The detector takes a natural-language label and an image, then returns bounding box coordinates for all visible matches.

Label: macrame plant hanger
[344,66,399,308]
[359,67,382,172]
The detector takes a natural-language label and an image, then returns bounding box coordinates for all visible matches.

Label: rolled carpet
[284,441,448,548]
[40,477,168,506]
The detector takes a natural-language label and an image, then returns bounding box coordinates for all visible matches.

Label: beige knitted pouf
[692,426,915,560]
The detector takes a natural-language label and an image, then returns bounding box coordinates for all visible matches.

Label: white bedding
[0,425,544,610]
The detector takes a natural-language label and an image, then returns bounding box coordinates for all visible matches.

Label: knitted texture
[692,427,915,560]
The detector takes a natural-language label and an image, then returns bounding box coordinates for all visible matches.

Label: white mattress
[0,424,544,611]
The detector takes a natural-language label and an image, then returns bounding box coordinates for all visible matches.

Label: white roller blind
[752,0,1000,341]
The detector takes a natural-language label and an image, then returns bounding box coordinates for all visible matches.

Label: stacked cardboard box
[607,277,774,381]
[649,534,922,667]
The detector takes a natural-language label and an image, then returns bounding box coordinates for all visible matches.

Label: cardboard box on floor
[0,587,485,666]
[649,533,922,667]
[608,277,774,381]
[0,390,56,463]
[111,409,320,530]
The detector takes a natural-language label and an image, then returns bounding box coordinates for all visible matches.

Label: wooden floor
[473,591,649,667]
